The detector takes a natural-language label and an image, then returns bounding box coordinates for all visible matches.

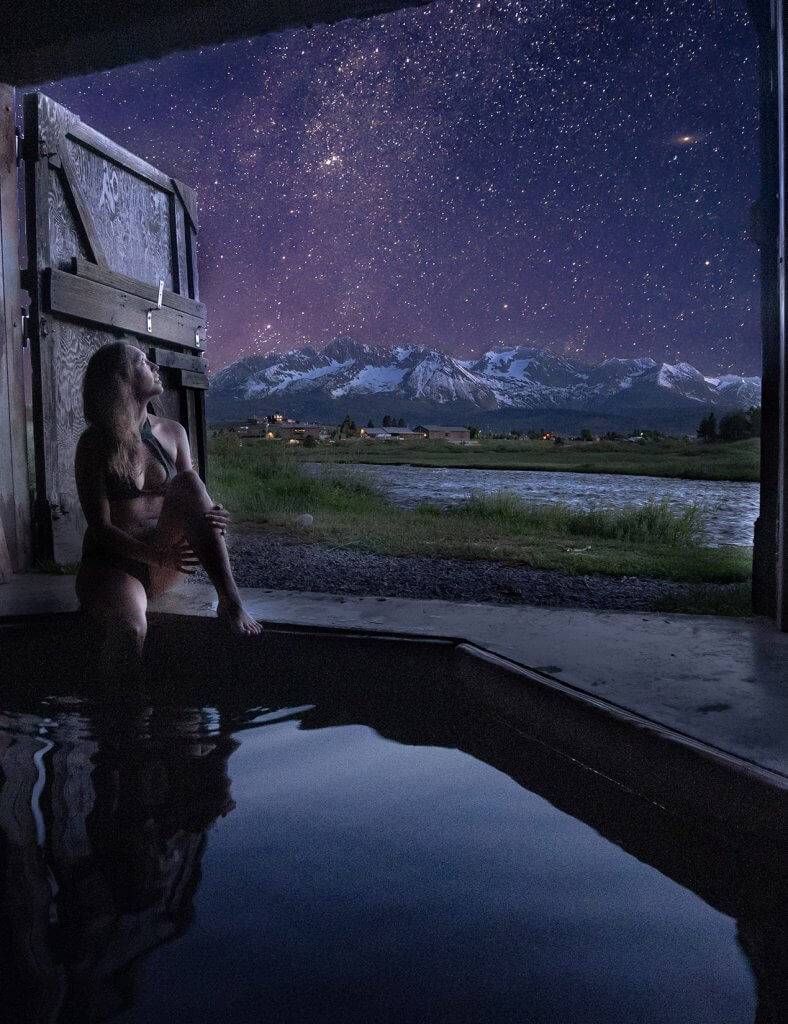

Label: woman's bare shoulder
[149,414,187,440]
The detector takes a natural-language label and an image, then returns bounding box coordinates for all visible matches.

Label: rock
[294,513,314,529]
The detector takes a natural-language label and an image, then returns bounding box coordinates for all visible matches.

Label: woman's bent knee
[170,469,205,493]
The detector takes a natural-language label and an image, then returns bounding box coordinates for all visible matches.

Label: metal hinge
[20,307,29,348]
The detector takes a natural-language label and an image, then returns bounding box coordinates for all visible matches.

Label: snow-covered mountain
[208,338,761,430]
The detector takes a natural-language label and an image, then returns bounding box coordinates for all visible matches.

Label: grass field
[208,437,753,598]
[279,435,760,482]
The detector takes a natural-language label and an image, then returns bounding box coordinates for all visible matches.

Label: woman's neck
[133,401,149,429]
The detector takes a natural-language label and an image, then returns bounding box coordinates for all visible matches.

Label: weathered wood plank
[47,268,205,350]
[73,258,206,318]
[25,91,59,559]
[168,193,181,295]
[186,223,199,301]
[172,178,199,231]
[0,84,31,570]
[55,141,108,266]
[67,119,175,194]
[66,136,174,288]
[149,345,206,372]
[0,513,12,581]
[177,369,209,390]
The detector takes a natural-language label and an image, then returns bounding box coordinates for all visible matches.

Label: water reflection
[0,689,782,1024]
[0,704,237,1023]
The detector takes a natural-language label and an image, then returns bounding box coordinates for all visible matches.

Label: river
[303,463,759,547]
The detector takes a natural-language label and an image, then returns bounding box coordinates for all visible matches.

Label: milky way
[32,0,760,373]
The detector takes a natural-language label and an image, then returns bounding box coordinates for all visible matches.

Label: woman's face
[129,346,163,400]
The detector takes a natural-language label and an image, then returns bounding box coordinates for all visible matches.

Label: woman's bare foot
[217,599,263,636]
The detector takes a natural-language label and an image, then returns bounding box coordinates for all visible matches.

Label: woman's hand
[155,539,200,574]
[204,503,230,536]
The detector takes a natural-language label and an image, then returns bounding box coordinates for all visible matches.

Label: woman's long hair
[82,341,144,485]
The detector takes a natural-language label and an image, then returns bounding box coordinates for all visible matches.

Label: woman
[75,340,261,673]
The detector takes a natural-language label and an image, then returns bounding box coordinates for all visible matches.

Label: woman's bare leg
[75,561,149,684]
[153,470,262,636]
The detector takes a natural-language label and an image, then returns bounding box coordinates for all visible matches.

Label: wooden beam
[172,178,199,231]
[24,91,58,560]
[0,84,31,571]
[72,258,206,319]
[55,141,108,266]
[177,368,209,389]
[149,345,207,373]
[67,120,176,194]
[46,268,205,349]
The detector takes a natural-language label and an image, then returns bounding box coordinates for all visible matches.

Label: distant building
[384,427,424,439]
[271,423,321,442]
[361,427,396,440]
[418,425,471,443]
[236,422,269,438]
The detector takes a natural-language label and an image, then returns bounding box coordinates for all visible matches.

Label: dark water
[304,463,759,547]
[0,689,775,1024]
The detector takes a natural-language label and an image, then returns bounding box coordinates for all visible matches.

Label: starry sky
[33,0,760,374]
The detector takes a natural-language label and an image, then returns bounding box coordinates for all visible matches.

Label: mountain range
[207,338,761,434]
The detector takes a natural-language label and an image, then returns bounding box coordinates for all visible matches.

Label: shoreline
[295,455,759,484]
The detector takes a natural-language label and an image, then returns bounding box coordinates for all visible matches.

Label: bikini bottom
[80,529,154,594]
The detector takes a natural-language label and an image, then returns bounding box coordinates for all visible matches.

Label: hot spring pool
[0,620,781,1023]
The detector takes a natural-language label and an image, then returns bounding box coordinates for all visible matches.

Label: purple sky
[34,0,760,374]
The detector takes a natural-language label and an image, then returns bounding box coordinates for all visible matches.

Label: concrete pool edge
[447,641,786,843]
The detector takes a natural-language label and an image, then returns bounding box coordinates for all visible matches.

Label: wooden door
[23,92,208,565]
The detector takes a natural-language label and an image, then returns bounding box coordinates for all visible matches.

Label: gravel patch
[188,531,742,613]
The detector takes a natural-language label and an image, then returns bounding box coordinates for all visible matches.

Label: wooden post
[0,83,31,572]
[778,0,788,630]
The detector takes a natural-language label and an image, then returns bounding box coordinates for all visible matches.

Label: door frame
[0,2,787,627]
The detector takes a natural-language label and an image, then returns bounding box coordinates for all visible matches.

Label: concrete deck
[2,573,786,777]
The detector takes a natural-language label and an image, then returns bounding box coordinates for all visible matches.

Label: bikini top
[105,418,177,500]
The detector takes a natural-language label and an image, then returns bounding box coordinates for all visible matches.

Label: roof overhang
[0,0,431,86]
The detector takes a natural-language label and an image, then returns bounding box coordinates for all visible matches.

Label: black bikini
[104,418,178,500]
[81,419,178,591]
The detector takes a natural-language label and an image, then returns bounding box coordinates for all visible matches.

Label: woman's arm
[75,433,164,567]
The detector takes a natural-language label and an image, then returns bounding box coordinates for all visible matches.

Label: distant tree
[553,436,565,446]
[338,414,355,438]
[697,412,718,443]
[367,419,374,428]
[302,434,318,448]
[603,431,623,441]
[510,429,523,439]
[748,406,761,437]
[580,428,593,442]
[382,415,393,427]
[397,417,406,427]
[465,425,481,439]
[719,410,752,443]
[527,430,542,440]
